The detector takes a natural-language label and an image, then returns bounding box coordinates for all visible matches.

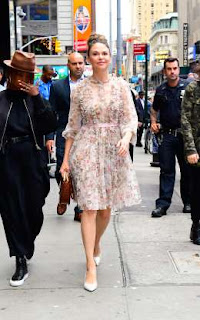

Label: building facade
[132,0,175,43]
[3,1,96,68]
[149,12,178,86]
[178,0,200,68]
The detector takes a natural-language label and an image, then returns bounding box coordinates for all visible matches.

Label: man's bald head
[67,52,85,80]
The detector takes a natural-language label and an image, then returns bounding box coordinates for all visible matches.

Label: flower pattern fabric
[62,76,141,210]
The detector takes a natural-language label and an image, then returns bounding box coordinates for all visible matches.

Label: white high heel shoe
[84,272,97,292]
[94,255,101,266]
[84,280,98,292]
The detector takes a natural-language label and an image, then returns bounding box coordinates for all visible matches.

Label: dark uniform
[181,80,200,244]
[152,78,191,216]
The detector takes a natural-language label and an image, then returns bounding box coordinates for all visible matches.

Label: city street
[0,146,200,320]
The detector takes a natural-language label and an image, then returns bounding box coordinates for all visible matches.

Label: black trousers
[0,141,50,257]
[156,133,190,210]
[136,126,144,144]
[129,144,134,161]
[189,165,200,223]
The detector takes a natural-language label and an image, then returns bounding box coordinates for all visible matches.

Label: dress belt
[6,135,31,144]
[83,123,118,128]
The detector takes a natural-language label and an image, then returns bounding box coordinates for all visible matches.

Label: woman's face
[88,43,111,72]
[6,68,34,90]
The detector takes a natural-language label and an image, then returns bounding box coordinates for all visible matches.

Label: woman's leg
[94,208,111,257]
[81,210,97,284]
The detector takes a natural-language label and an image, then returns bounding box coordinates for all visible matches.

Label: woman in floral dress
[60,34,141,291]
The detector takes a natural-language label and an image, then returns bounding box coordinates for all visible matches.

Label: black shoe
[136,142,143,147]
[151,207,167,218]
[150,161,160,167]
[10,257,28,287]
[74,205,82,222]
[183,203,191,213]
[190,223,200,244]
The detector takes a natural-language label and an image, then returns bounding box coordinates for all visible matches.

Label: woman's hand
[187,153,199,164]
[117,137,130,157]
[18,80,39,96]
[60,160,70,179]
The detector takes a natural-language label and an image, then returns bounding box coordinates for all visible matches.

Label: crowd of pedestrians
[0,33,200,292]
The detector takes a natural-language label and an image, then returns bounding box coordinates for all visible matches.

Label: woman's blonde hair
[87,33,110,56]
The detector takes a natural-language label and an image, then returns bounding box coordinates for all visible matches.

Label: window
[165,35,168,44]
[22,0,57,21]
[30,0,49,21]
[50,0,57,20]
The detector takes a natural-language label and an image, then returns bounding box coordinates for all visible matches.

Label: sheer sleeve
[119,79,138,144]
[62,86,82,139]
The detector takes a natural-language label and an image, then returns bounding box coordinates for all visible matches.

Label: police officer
[151,57,191,218]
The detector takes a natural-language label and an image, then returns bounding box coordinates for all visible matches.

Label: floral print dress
[62,76,141,210]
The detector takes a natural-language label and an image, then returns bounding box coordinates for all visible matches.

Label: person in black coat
[135,90,145,147]
[129,88,137,160]
[46,52,85,221]
[0,50,57,287]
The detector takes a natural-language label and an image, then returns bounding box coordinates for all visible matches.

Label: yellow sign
[155,50,169,61]
[73,0,92,51]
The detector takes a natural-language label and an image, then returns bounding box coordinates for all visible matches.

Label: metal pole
[117,0,122,77]
[144,43,148,125]
[91,0,96,32]
[13,0,17,49]
[109,0,112,72]
[75,20,78,52]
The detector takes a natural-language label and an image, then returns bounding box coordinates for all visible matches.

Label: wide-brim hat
[4,50,40,74]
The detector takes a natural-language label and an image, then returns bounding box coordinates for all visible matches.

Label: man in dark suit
[46,52,85,221]
[135,90,145,147]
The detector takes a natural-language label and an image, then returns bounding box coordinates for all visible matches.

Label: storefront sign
[73,0,92,51]
[155,50,169,62]
[133,43,146,55]
[183,23,188,66]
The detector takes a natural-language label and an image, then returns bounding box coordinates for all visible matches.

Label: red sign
[133,43,146,55]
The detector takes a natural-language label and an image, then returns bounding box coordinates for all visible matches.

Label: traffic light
[55,39,61,53]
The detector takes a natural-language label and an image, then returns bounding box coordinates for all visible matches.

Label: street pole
[109,0,112,73]
[144,43,149,125]
[117,0,122,77]
[109,0,113,73]
[13,0,18,50]
[0,0,11,65]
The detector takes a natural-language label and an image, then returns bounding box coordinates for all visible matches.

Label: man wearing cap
[0,50,56,287]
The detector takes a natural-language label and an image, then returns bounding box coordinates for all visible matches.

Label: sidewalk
[0,147,200,320]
